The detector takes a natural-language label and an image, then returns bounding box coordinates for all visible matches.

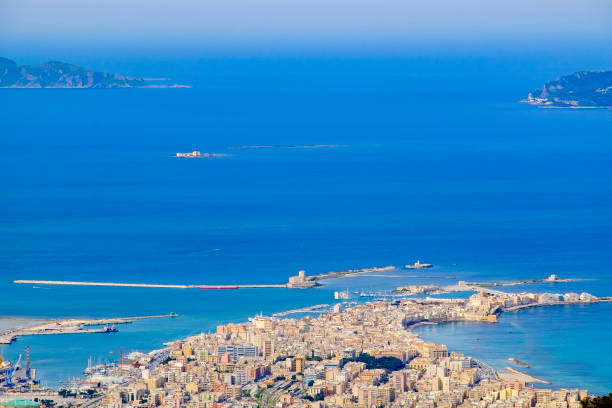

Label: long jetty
[502,297,611,313]
[14,280,287,289]
[308,266,396,281]
[0,314,179,343]
[14,280,195,288]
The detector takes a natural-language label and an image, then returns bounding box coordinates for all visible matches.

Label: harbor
[0,314,178,344]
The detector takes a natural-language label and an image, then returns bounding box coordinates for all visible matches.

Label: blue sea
[1,57,611,392]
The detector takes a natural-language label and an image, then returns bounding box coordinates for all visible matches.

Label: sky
[1,0,612,62]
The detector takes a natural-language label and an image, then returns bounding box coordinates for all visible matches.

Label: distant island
[0,57,190,88]
[522,70,612,108]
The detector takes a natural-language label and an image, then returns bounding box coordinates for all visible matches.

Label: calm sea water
[0,58,611,391]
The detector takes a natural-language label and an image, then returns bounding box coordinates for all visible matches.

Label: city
[3,289,602,408]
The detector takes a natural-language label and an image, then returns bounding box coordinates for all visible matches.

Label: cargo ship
[199,285,239,290]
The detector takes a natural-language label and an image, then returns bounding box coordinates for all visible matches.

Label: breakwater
[14,280,195,288]
[466,276,585,287]
[502,298,612,313]
[272,304,330,317]
[308,266,396,281]
[508,357,531,368]
[14,280,287,289]
[0,314,178,343]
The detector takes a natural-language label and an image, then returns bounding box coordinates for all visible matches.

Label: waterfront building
[287,270,316,288]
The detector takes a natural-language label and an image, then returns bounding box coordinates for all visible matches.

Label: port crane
[0,354,21,388]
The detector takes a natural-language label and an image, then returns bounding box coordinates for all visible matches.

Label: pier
[14,280,288,289]
[308,266,396,281]
[13,280,196,289]
[0,314,178,343]
[13,265,427,291]
[272,304,330,317]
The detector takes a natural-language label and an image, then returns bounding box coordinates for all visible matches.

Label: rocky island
[0,57,189,88]
[522,70,612,108]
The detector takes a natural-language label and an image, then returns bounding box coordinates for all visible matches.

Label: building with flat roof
[217,345,258,361]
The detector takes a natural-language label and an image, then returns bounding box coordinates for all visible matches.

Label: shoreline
[5,273,610,392]
[2,292,606,392]
[67,294,604,404]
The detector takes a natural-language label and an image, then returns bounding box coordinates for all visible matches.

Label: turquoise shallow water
[413,302,612,394]
[1,57,611,390]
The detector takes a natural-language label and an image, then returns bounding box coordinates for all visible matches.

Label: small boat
[405,261,433,269]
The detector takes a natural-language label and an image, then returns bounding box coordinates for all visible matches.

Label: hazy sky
[2,0,612,60]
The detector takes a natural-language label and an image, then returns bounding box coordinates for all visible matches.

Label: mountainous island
[0,57,189,88]
[522,70,612,107]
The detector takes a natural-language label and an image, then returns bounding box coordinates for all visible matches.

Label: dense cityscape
[2,289,606,408]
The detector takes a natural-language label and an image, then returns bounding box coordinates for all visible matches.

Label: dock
[0,334,17,344]
[0,314,178,343]
[272,304,330,317]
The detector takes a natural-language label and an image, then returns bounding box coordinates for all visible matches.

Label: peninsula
[522,70,612,107]
[35,290,604,408]
[1,288,608,407]
[0,57,189,88]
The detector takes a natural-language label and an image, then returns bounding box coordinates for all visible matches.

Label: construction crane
[109,347,142,368]
[109,347,125,366]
